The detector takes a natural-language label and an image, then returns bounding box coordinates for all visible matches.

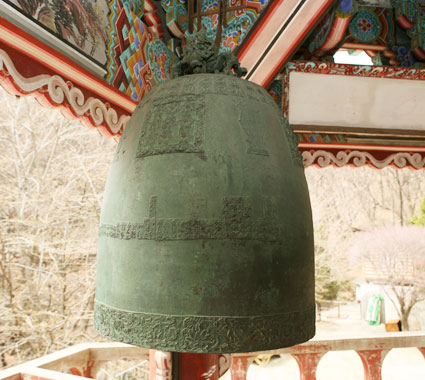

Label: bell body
[94,74,315,353]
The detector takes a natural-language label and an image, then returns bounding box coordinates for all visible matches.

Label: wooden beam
[188,0,194,34]
[197,0,202,30]
[0,17,136,113]
[357,0,391,7]
[215,0,224,48]
[239,0,335,87]
[358,0,425,6]
[178,6,247,24]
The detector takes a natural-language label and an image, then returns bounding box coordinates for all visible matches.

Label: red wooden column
[150,351,230,380]
[176,353,220,379]
[356,349,389,380]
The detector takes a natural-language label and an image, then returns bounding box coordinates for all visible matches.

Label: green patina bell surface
[94,74,315,353]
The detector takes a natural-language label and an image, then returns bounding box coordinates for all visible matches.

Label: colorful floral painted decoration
[349,8,382,43]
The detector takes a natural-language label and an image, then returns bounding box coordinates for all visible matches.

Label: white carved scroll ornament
[201,365,217,380]
[219,354,232,377]
[302,150,425,169]
[0,48,130,135]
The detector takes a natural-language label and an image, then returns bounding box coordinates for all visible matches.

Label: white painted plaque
[288,71,425,134]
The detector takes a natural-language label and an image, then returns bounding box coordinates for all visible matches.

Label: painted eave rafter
[0,2,424,170]
[237,0,336,88]
[0,17,136,136]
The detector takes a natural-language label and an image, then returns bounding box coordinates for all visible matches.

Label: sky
[333,50,373,65]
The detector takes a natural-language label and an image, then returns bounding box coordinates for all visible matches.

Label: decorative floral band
[94,301,315,354]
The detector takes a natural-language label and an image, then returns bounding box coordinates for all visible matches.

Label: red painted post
[149,351,221,380]
[177,353,220,380]
[418,347,425,359]
[292,352,325,380]
[356,349,389,380]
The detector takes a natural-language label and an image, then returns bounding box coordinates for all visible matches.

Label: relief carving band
[94,302,315,353]
[99,196,285,243]
[137,94,205,158]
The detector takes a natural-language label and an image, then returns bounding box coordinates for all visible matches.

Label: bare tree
[350,226,425,330]
[0,88,116,367]
[411,197,425,226]
[305,166,425,306]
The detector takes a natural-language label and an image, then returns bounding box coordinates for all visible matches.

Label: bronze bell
[94,68,315,353]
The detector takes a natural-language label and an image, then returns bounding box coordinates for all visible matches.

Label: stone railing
[1,333,424,380]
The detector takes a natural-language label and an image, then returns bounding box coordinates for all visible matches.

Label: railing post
[149,350,172,380]
[230,355,253,380]
[356,349,389,380]
[292,352,325,380]
[68,360,98,378]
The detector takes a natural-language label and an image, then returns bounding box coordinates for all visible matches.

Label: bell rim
[94,300,315,353]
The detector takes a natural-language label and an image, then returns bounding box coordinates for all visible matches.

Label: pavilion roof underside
[0,0,424,169]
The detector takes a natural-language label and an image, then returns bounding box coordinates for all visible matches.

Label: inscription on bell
[279,113,303,168]
[143,76,274,106]
[149,196,158,218]
[113,132,126,162]
[190,198,207,218]
[137,95,205,158]
[238,101,269,156]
